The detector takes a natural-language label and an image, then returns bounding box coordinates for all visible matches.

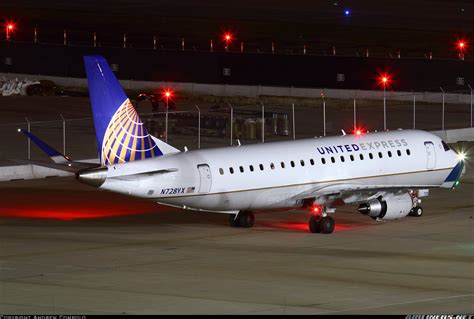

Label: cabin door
[197,164,212,193]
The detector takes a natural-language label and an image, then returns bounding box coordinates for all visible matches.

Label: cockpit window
[441,141,450,151]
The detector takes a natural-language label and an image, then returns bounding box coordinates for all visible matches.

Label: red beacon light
[311,205,321,216]
[458,41,466,50]
[354,127,365,136]
[161,89,173,100]
[223,33,233,42]
[5,22,16,41]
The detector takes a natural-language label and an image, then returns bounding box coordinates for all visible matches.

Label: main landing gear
[229,211,255,228]
[308,205,335,234]
[309,215,335,234]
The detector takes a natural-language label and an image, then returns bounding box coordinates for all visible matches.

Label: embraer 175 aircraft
[22,55,466,234]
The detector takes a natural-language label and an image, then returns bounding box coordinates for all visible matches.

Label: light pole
[382,77,387,130]
[259,101,265,143]
[292,103,295,140]
[321,92,326,136]
[195,105,201,149]
[6,24,14,41]
[227,103,233,146]
[60,114,66,155]
[457,40,466,60]
[440,87,445,131]
[468,84,473,127]
[413,92,416,129]
[223,33,232,52]
[164,91,170,142]
[353,98,357,132]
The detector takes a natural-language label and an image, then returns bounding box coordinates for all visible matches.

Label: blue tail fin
[84,55,163,165]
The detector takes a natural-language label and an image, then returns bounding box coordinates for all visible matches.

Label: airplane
[20,55,466,234]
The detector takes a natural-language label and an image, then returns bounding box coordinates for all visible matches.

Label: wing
[291,182,433,206]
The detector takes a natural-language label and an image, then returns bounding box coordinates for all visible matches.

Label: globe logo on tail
[101,98,161,165]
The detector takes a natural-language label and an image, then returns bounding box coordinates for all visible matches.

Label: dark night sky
[1,1,473,55]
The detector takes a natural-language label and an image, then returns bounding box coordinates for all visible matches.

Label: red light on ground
[356,130,361,135]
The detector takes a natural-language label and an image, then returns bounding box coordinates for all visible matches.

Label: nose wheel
[229,211,255,228]
[309,215,335,234]
[409,206,423,217]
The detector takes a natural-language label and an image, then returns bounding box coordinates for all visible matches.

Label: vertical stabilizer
[84,55,164,165]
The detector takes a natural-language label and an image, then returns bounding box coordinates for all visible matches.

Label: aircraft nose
[76,167,108,187]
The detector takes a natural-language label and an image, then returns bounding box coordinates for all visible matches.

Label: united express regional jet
[22,55,466,234]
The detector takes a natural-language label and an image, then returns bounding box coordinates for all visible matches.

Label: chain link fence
[0,91,472,164]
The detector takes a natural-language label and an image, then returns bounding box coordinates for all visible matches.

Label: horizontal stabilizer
[10,159,100,173]
[19,129,69,164]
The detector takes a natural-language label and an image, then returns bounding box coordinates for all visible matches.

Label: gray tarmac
[0,168,473,314]
[0,95,473,314]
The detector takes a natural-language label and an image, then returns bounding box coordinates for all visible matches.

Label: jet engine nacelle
[358,193,413,220]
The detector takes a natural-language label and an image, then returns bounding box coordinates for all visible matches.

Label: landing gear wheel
[229,214,241,227]
[410,206,423,217]
[320,216,335,234]
[239,211,255,228]
[309,216,321,233]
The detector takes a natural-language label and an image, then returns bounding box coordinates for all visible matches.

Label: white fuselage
[100,130,460,213]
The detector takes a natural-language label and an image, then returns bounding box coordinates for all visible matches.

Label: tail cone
[76,167,108,187]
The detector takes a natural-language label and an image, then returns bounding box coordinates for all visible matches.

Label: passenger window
[300,160,305,166]
[249,165,254,172]
[378,152,383,158]
[310,159,315,165]
[331,157,335,163]
[219,168,224,175]
[270,163,275,170]
[290,161,295,167]
[397,150,402,156]
[281,162,285,168]
[259,164,264,171]
[388,151,392,157]
[229,167,234,174]
[359,154,364,160]
[321,158,326,164]
[350,155,354,161]
[406,149,411,156]
[369,153,373,159]
[239,166,244,173]
[340,156,345,162]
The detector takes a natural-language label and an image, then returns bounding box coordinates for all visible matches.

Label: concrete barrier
[430,127,474,143]
[1,72,471,104]
[0,164,73,182]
